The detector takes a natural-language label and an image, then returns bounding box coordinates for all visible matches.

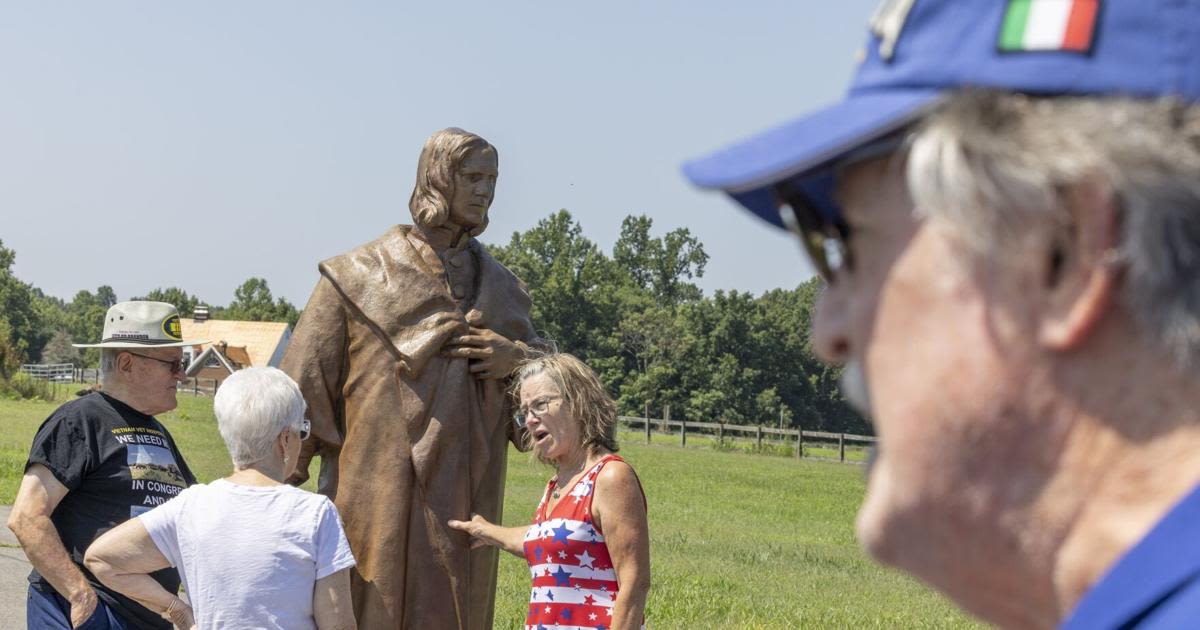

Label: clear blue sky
[2,1,878,308]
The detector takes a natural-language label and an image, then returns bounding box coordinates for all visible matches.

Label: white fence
[19,363,75,381]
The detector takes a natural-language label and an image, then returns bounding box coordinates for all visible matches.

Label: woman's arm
[313,567,356,630]
[83,518,195,629]
[447,514,529,557]
[593,461,651,630]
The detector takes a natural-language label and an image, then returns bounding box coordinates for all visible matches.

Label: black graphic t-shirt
[26,391,196,630]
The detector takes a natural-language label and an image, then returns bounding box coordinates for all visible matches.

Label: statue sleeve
[281,276,349,488]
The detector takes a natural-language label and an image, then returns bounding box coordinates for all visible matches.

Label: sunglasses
[298,419,311,441]
[774,132,909,282]
[125,352,187,374]
[513,395,561,428]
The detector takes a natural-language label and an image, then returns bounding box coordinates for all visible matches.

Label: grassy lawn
[0,391,979,629]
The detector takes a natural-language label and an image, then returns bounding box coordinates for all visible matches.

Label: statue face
[448,147,498,231]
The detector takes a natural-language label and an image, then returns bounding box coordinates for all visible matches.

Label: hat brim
[73,339,208,349]
[682,88,945,228]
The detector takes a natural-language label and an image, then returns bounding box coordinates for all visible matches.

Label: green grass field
[0,390,980,629]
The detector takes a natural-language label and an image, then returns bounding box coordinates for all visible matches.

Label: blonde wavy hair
[408,127,496,236]
[513,353,619,463]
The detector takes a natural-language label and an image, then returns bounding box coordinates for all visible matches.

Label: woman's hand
[448,514,529,557]
[447,514,498,549]
[167,601,197,630]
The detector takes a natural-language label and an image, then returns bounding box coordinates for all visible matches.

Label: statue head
[409,127,499,237]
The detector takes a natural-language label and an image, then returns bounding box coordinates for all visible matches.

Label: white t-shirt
[139,478,355,630]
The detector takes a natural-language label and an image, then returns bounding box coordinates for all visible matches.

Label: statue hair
[408,127,497,236]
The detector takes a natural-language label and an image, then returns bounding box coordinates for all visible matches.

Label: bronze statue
[282,128,542,629]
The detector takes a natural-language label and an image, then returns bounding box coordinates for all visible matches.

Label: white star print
[575,550,595,568]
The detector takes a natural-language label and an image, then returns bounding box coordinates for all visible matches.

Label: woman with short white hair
[84,367,357,630]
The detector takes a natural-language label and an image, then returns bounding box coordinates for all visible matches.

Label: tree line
[0,214,868,434]
[0,238,299,371]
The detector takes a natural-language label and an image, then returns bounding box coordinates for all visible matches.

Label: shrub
[0,373,56,401]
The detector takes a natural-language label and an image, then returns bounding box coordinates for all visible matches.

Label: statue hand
[443,327,524,379]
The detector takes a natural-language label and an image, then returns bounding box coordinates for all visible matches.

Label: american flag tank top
[522,454,646,630]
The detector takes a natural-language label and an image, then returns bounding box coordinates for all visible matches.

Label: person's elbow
[6,506,23,538]
[7,497,41,543]
[82,543,117,586]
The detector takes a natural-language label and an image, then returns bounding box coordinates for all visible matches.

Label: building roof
[180,319,290,368]
[185,345,238,377]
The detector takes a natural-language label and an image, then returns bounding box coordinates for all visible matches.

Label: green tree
[134,287,201,317]
[612,215,709,307]
[41,330,82,366]
[65,286,119,366]
[491,210,626,361]
[222,278,300,327]
[0,239,43,372]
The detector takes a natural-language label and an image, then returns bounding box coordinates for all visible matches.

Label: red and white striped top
[522,454,645,630]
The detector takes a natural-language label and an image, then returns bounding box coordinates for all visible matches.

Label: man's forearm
[12,513,94,604]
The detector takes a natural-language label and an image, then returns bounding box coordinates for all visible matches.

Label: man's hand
[68,588,98,628]
[443,327,525,379]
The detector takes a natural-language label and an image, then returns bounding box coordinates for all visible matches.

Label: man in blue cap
[685,1,1200,628]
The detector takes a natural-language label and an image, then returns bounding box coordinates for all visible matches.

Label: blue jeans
[26,586,127,630]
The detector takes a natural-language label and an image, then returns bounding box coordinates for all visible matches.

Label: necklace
[551,462,588,500]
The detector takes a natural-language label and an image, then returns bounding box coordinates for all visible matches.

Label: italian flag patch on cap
[998,0,1100,53]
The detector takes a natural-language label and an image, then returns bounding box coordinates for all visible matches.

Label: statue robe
[282,224,537,629]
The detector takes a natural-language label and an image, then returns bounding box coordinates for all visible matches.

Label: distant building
[179,308,292,389]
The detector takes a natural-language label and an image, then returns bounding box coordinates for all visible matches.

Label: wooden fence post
[796,429,803,459]
[644,403,651,445]
[717,422,724,446]
[680,416,687,447]
[839,433,846,462]
[663,405,671,434]
[756,425,763,451]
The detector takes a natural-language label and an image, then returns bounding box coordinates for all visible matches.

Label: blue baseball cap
[682,0,1200,230]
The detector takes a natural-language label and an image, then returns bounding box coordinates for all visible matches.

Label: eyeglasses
[125,352,186,374]
[777,192,853,282]
[513,395,561,428]
[298,419,311,441]
[774,132,909,282]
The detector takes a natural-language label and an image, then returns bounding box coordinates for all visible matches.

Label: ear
[275,429,291,456]
[117,352,135,375]
[1037,178,1122,351]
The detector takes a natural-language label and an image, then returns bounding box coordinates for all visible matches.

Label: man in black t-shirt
[7,302,204,629]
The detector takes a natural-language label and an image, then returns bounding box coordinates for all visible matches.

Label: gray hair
[906,92,1200,367]
[98,348,120,387]
[213,367,307,468]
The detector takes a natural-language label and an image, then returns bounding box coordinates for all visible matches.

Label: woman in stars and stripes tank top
[448,353,650,630]
[523,453,647,630]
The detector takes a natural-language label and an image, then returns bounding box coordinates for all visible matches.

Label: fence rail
[19,363,75,381]
[16,365,220,396]
[617,413,875,463]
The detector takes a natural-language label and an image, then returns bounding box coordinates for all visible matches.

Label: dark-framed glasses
[774,132,909,282]
[125,352,186,374]
[513,395,561,428]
